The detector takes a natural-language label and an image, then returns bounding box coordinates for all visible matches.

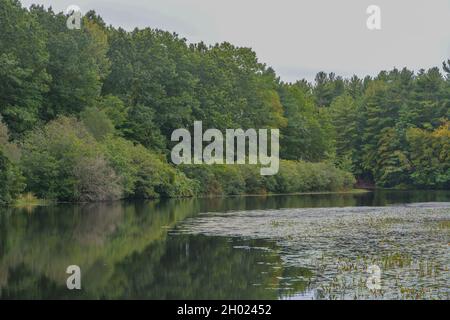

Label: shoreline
[8,188,450,208]
[9,189,371,208]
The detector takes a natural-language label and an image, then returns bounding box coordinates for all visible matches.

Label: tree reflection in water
[0,190,449,299]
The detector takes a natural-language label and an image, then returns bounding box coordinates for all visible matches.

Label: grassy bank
[13,193,52,208]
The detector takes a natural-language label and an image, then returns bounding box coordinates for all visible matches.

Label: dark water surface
[0,190,449,299]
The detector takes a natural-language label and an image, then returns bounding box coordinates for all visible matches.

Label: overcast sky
[21,0,450,82]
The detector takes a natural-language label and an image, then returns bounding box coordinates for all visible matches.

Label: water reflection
[0,190,449,299]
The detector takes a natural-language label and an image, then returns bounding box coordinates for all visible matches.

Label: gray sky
[21,0,450,82]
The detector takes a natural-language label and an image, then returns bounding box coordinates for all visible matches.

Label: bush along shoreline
[1,115,356,205]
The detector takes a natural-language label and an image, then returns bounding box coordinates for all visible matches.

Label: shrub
[103,136,196,199]
[181,160,355,196]
[180,165,246,196]
[21,116,122,201]
[0,147,25,205]
[271,161,355,193]
[0,117,25,204]
[81,107,115,141]
[73,155,122,202]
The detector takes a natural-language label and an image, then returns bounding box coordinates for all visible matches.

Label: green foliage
[279,83,335,161]
[13,192,48,207]
[0,0,50,137]
[103,27,198,140]
[181,161,355,196]
[181,165,247,196]
[406,122,450,189]
[81,107,114,141]
[0,148,25,205]
[124,104,166,151]
[103,137,196,199]
[31,7,110,119]
[20,117,122,201]
[0,116,21,162]
[330,93,362,173]
[0,116,25,204]
[267,161,355,194]
[313,72,345,107]
[340,68,450,188]
[374,128,411,187]
[329,67,449,188]
[96,95,129,130]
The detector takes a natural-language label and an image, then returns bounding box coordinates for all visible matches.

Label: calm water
[0,190,449,299]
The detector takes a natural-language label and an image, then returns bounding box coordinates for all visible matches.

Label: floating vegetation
[437,220,450,229]
[381,253,413,269]
[177,203,450,300]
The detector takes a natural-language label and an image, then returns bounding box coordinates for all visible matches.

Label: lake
[0,190,449,299]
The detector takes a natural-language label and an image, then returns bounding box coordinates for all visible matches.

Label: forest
[0,0,449,204]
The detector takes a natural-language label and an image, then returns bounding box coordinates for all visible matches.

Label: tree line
[0,0,448,204]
